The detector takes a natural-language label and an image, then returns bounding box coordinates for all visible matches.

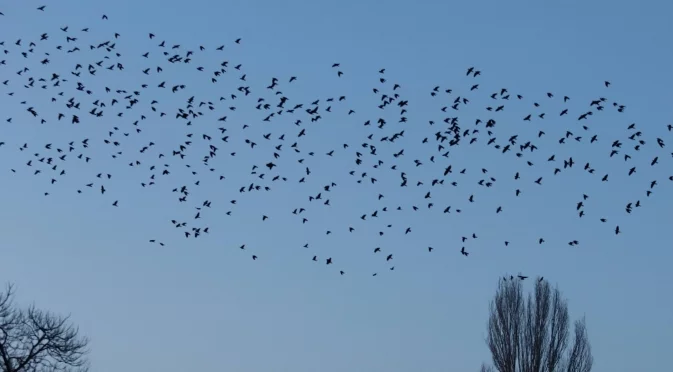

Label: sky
[0,0,672,371]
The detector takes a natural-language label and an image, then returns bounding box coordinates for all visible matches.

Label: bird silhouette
[0,3,666,281]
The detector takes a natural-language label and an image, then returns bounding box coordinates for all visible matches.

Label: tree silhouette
[480,277,593,372]
[0,283,89,372]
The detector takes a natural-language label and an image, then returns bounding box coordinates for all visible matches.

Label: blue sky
[0,0,671,371]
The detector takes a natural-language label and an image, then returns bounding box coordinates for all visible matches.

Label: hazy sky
[0,0,672,371]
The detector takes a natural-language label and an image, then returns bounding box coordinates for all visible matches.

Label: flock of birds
[1,5,672,277]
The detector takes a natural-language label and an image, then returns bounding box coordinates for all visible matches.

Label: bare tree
[481,277,593,372]
[0,283,89,372]
[480,363,496,372]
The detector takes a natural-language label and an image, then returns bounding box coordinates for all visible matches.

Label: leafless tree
[480,363,496,372]
[0,283,89,372]
[480,277,593,372]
